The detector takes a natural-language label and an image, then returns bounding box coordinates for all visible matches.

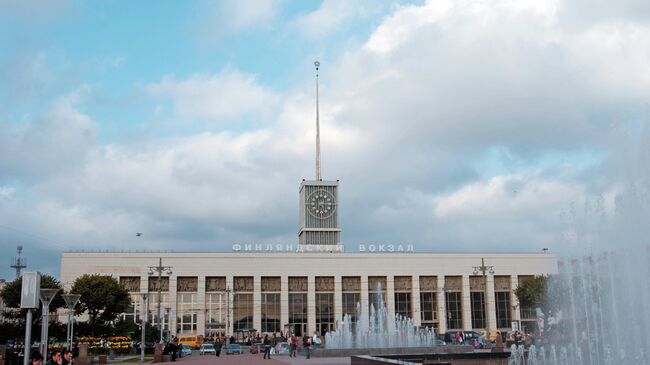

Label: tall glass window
[342,293,360,323]
[233,294,253,331]
[368,276,387,311]
[342,277,361,324]
[419,276,438,331]
[176,293,198,334]
[445,292,462,330]
[288,277,308,337]
[470,292,486,329]
[289,293,308,336]
[261,293,281,333]
[394,292,411,318]
[420,292,437,323]
[205,293,226,336]
[316,293,334,335]
[495,292,511,329]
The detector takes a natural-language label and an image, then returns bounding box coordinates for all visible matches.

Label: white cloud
[0,186,15,201]
[0,90,98,181]
[295,0,367,38]
[195,0,281,43]
[147,67,279,121]
[434,174,583,219]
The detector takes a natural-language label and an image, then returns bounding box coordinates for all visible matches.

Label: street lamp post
[473,258,495,345]
[148,258,172,343]
[140,293,148,362]
[39,288,60,360]
[61,293,81,351]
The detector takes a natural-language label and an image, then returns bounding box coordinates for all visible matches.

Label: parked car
[226,343,243,355]
[444,331,482,344]
[199,343,216,355]
[181,344,192,356]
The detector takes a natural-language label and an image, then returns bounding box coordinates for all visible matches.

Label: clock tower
[298,61,342,248]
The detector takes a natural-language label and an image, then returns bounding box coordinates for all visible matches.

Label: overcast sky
[1,0,650,280]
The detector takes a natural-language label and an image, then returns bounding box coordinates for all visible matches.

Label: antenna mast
[10,245,27,278]
[315,60,321,181]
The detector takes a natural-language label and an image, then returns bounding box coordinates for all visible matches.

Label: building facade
[60,251,556,338]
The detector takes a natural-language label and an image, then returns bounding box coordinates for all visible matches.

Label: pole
[41,303,50,361]
[67,310,71,350]
[70,317,75,351]
[23,309,32,365]
[158,258,163,343]
[140,295,147,362]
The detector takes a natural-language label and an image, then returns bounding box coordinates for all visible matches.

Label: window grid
[470,292,486,329]
[445,292,462,330]
[495,292,511,329]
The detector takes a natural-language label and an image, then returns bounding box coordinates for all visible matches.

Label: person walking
[304,336,312,359]
[263,334,271,360]
[214,337,222,357]
[290,335,297,358]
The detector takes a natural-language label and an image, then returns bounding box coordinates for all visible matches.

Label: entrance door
[293,323,306,337]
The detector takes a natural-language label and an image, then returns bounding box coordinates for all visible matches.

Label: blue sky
[1,0,650,280]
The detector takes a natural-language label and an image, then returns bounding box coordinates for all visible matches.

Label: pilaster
[334,276,343,325]
[226,276,234,336]
[360,276,369,324]
[461,275,472,330]
[197,276,206,336]
[254,276,262,333]
[307,276,316,335]
[281,276,289,335]
[168,276,177,337]
[386,276,395,316]
[412,275,421,326]
[486,275,497,330]
[511,275,520,327]
[437,276,446,334]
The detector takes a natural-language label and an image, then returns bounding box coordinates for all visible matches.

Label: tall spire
[315,60,321,181]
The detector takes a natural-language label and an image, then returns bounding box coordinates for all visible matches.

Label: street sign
[20,272,41,309]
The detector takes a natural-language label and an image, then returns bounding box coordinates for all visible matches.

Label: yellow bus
[177,335,204,348]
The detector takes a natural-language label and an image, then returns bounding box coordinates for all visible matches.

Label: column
[307,276,316,335]
[386,276,395,317]
[462,275,472,330]
[511,275,520,330]
[436,276,446,334]
[254,276,262,333]
[334,276,343,325]
[169,276,178,337]
[226,276,234,336]
[486,275,497,330]
[197,276,206,336]
[281,276,289,335]
[412,275,421,326]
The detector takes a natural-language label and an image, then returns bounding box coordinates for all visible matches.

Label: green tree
[0,274,65,320]
[515,275,564,334]
[515,275,547,309]
[71,274,131,335]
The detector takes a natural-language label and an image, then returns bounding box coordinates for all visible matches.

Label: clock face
[307,190,336,219]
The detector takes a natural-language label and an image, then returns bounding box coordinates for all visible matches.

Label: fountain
[508,246,650,365]
[325,283,439,349]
